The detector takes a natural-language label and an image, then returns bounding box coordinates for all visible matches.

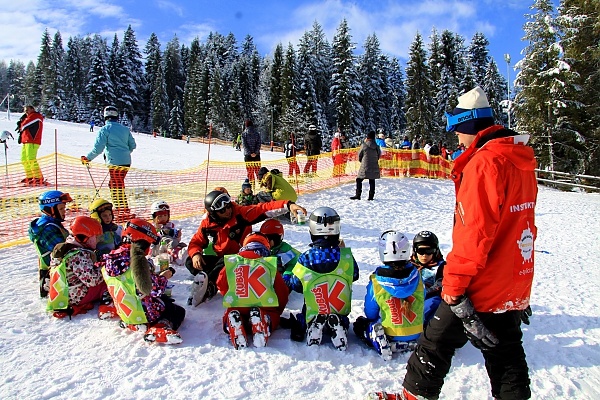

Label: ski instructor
[81,106,136,222]
[399,87,538,400]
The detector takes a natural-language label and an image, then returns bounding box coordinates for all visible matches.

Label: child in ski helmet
[259,218,300,286]
[47,216,112,318]
[410,230,445,323]
[287,207,359,350]
[216,232,289,349]
[353,230,425,361]
[237,178,258,206]
[150,200,187,265]
[28,190,73,297]
[101,218,186,344]
[89,198,122,256]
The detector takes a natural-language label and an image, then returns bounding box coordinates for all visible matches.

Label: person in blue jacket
[410,230,445,324]
[28,190,73,297]
[81,106,136,221]
[353,230,426,361]
[285,207,359,351]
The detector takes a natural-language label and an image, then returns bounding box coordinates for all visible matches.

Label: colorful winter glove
[450,296,499,350]
[520,305,532,325]
[81,156,90,165]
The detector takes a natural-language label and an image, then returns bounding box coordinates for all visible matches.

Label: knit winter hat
[367,131,376,140]
[308,125,317,132]
[257,167,269,181]
[242,178,252,191]
[446,86,495,135]
[245,119,253,127]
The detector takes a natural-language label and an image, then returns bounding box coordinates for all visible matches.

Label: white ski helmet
[103,105,119,120]
[308,207,341,237]
[0,130,13,143]
[151,200,170,218]
[379,230,410,262]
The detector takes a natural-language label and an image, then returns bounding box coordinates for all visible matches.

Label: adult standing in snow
[303,124,322,176]
[81,106,136,222]
[331,128,348,177]
[399,87,537,400]
[350,130,381,201]
[17,105,46,186]
[242,119,262,187]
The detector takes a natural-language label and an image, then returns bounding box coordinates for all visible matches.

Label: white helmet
[151,200,170,217]
[0,130,13,143]
[103,105,119,120]
[378,230,410,262]
[308,207,341,236]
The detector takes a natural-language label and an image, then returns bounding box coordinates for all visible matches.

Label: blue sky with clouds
[1,0,550,80]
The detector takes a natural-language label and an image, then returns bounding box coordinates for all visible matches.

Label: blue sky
[1,0,547,80]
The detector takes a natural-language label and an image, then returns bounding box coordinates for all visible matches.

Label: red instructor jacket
[442,125,538,313]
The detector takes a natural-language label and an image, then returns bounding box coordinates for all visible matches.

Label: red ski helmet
[124,218,160,245]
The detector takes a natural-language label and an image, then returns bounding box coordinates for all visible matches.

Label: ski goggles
[445,107,493,132]
[211,193,232,212]
[415,247,436,255]
[95,203,113,214]
[155,204,169,211]
[309,213,340,226]
[40,192,73,206]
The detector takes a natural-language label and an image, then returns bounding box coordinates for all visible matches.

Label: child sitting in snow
[286,207,359,351]
[101,218,186,344]
[259,218,300,289]
[28,190,73,298]
[88,198,122,256]
[216,232,289,349]
[150,200,187,266]
[353,230,425,361]
[409,230,445,324]
[237,178,258,206]
[47,216,116,319]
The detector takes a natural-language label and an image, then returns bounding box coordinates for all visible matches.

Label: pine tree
[7,60,26,109]
[556,0,600,175]
[34,29,52,109]
[388,57,406,145]
[151,62,168,132]
[120,26,145,127]
[469,32,491,86]
[86,35,114,121]
[330,19,363,141]
[164,35,185,116]
[358,34,387,136]
[515,0,564,171]
[404,32,436,142]
[483,58,508,127]
[269,43,284,141]
[144,33,162,131]
[169,98,184,138]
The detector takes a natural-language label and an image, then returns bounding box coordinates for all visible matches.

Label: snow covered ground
[0,117,599,400]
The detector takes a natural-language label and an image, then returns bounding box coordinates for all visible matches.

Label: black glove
[520,306,532,325]
[17,133,22,144]
[450,296,499,350]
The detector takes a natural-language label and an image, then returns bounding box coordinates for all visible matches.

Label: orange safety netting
[0,147,452,249]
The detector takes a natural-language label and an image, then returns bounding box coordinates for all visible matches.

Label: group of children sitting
[29,190,445,358]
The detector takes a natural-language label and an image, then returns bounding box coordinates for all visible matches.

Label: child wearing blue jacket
[286,207,359,351]
[354,230,425,361]
[410,230,445,324]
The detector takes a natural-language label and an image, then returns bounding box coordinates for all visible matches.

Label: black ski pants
[403,301,531,400]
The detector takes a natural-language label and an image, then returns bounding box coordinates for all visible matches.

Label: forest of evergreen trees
[0,0,597,175]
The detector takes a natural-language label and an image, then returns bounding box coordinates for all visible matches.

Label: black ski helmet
[413,230,439,250]
[204,190,232,221]
[103,105,119,121]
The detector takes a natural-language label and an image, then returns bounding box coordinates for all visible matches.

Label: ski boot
[227,310,248,349]
[327,314,348,351]
[144,320,183,344]
[119,321,148,333]
[366,388,428,400]
[390,341,417,353]
[306,314,328,346]
[249,307,271,348]
[187,271,209,306]
[368,323,392,361]
[98,303,118,320]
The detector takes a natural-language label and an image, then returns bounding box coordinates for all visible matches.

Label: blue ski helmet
[39,191,72,211]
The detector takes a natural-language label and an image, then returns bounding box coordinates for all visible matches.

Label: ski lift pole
[204,124,213,198]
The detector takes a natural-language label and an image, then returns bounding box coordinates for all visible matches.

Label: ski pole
[3,142,8,186]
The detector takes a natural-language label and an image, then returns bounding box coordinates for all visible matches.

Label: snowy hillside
[0,118,599,400]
